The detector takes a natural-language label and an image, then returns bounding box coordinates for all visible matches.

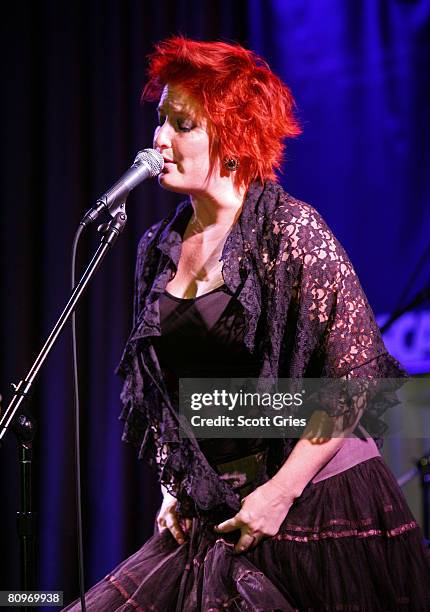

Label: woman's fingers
[165,511,186,545]
[157,517,167,533]
[214,514,242,533]
[156,498,192,544]
[234,532,259,554]
[214,513,261,553]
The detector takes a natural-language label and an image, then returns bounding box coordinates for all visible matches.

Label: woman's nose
[153,121,172,151]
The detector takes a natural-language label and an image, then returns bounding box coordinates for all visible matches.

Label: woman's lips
[161,160,176,172]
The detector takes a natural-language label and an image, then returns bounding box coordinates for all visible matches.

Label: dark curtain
[1,0,429,607]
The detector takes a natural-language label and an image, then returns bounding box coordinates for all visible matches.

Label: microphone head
[134,148,164,176]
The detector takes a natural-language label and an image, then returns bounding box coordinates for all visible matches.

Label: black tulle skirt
[62,457,430,611]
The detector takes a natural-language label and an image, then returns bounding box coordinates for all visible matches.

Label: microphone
[80,148,164,227]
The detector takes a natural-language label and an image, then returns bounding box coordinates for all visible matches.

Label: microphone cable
[70,223,87,612]
[66,148,162,609]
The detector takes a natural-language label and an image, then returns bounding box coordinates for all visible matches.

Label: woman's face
[153,84,215,195]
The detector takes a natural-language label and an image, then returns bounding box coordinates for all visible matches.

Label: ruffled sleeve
[116,222,162,454]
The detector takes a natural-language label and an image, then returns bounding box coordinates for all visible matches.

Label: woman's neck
[188,182,247,237]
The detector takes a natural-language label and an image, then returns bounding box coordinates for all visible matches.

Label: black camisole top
[153,284,268,466]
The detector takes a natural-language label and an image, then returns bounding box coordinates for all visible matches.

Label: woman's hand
[156,491,192,545]
[214,479,294,553]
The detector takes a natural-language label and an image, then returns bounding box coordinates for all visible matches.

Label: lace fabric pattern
[116,180,406,521]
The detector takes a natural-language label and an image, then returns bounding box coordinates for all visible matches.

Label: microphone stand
[417,451,430,544]
[0,210,127,599]
[397,450,430,546]
[17,412,37,599]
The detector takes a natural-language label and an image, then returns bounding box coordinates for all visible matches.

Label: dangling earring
[223,157,240,172]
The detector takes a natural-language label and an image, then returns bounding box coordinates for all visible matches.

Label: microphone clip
[98,210,128,247]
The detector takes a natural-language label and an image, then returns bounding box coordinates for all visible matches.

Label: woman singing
[64,37,430,611]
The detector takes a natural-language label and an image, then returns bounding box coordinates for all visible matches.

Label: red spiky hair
[142,36,302,189]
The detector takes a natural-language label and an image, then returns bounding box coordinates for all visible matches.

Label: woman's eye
[177,119,194,132]
[157,115,166,126]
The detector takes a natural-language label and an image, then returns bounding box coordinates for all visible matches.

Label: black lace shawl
[116,180,406,521]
